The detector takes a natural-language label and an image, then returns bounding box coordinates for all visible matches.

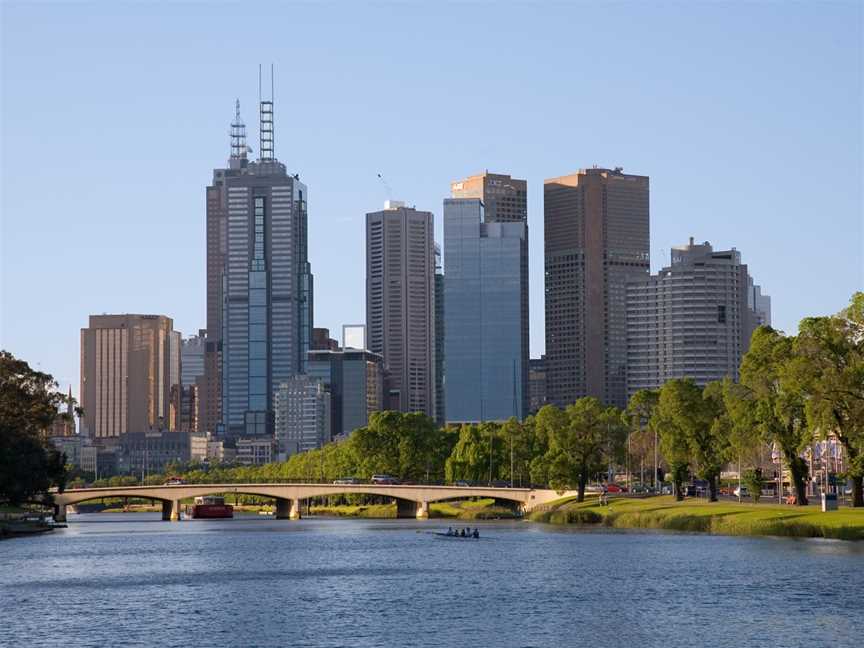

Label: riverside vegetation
[528,496,864,541]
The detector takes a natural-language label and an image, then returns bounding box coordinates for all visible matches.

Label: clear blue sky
[1,2,862,399]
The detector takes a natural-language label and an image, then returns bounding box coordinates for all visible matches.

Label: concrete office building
[119,431,192,476]
[366,201,435,416]
[170,384,199,434]
[181,331,206,386]
[528,356,547,414]
[205,95,314,440]
[307,347,384,439]
[443,198,528,422]
[451,172,528,223]
[311,327,339,351]
[273,376,331,456]
[236,437,275,465]
[748,278,772,327]
[544,167,649,409]
[434,244,445,424]
[80,314,181,443]
[625,239,769,396]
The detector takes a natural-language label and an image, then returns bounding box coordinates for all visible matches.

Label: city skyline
[1,2,861,401]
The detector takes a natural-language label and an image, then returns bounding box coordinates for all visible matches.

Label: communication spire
[230,99,247,161]
[259,63,274,161]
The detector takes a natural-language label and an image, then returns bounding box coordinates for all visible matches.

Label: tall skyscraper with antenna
[203,67,314,441]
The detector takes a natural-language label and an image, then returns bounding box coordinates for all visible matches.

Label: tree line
[2,293,860,510]
[163,292,862,508]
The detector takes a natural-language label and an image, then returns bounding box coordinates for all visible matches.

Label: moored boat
[189,496,234,519]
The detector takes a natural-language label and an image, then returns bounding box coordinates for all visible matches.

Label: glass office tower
[207,100,314,440]
[443,198,527,422]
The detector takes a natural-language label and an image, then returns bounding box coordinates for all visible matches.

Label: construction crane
[377,173,393,201]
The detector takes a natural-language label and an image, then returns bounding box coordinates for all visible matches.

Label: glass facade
[220,163,313,439]
[444,199,526,422]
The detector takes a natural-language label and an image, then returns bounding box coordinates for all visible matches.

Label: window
[718,305,726,324]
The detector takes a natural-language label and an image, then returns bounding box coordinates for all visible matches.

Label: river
[2,513,863,647]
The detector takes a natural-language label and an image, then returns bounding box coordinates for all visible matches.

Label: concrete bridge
[52,483,575,522]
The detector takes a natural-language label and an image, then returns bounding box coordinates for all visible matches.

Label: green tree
[533,400,626,502]
[742,469,765,504]
[0,351,69,506]
[736,326,810,505]
[653,381,693,501]
[791,292,864,507]
[625,389,660,487]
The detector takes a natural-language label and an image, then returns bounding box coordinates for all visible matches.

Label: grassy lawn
[310,503,397,518]
[309,498,519,520]
[529,496,864,541]
[430,498,518,520]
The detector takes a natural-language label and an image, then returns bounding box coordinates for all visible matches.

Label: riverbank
[529,496,864,540]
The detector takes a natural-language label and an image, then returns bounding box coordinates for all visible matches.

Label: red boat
[189,496,234,519]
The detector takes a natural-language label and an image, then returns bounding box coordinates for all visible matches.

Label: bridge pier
[54,503,66,523]
[396,499,429,520]
[161,500,182,521]
[275,498,301,520]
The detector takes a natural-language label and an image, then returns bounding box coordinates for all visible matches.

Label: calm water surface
[2,513,863,647]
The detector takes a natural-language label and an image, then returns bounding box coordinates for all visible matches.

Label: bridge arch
[52,483,569,522]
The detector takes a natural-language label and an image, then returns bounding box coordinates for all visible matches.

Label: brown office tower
[544,167,649,409]
[366,201,436,416]
[80,314,181,443]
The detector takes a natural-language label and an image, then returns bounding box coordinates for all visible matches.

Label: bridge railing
[64,479,547,490]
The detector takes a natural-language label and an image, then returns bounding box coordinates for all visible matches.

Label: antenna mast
[230,99,247,161]
[259,63,274,161]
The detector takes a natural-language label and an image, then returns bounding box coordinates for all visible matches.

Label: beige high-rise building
[80,314,181,442]
[366,201,436,417]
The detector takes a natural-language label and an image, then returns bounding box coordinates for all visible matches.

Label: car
[490,480,510,488]
[733,486,749,498]
[333,477,362,485]
[163,478,185,485]
[605,483,628,493]
[453,480,471,487]
[371,474,400,485]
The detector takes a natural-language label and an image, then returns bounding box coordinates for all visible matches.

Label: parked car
[605,483,628,493]
[333,477,362,485]
[371,474,400,485]
[733,486,749,498]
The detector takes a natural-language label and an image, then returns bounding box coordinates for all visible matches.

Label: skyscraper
[80,314,181,442]
[544,167,649,409]
[626,239,769,396]
[205,87,313,440]
[365,201,436,417]
[448,172,529,421]
[443,198,528,422]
